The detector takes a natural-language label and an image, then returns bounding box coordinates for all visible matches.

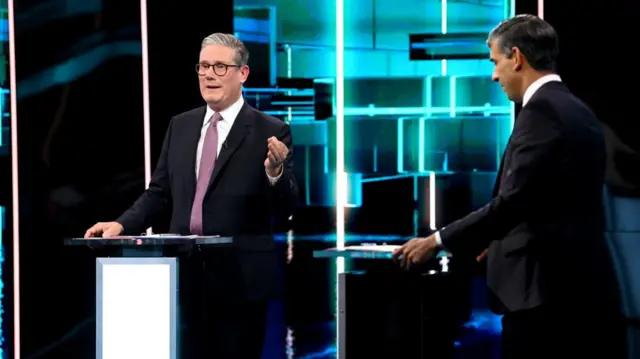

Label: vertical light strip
[449,76,456,118]
[269,7,277,86]
[429,171,436,230]
[434,0,447,233]
[396,118,404,173]
[335,0,345,256]
[335,0,346,356]
[508,0,515,132]
[285,45,292,123]
[421,77,432,173]
[538,0,544,19]
[440,0,447,76]
[140,0,152,235]
[418,118,425,172]
[140,0,151,188]
[286,45,292,78]
[8,0,21,355]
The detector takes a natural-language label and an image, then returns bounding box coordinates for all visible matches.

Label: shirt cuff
[266,165,283,186]
[434,231,444,248]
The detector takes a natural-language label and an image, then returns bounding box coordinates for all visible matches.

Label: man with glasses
[85,33,298,359]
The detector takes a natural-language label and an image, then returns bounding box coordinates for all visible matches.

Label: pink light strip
[140,0,152,234]
[8,0,21,356]
[141,0,151,188]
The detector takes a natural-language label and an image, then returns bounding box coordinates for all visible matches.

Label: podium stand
[65,235,232,359]
[314,246,471,359]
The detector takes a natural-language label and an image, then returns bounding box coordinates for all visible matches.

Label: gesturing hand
[265,136,288,177]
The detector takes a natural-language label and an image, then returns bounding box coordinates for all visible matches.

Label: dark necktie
[190,112,221,235]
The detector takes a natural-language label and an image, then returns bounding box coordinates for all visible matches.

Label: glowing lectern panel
[96,258,177,359]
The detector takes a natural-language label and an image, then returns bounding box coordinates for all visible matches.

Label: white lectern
[65,235,232,359]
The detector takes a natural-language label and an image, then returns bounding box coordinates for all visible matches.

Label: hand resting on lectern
[84,221,124,238]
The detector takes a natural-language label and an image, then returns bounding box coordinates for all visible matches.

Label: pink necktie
[190,113,221,235]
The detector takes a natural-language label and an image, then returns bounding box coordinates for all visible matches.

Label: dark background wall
[6,0,232,357]
[545,0,640,196]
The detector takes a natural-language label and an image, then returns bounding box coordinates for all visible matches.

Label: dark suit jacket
[116,102,298,302]
[440,82,618,314]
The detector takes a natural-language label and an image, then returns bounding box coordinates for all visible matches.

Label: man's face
[489,40,523,103]
[198,44,249,109]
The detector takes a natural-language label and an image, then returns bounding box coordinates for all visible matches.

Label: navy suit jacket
[440,82,619,315]
[117,102,298,301]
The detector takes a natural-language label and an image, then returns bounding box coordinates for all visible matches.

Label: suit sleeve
[269,123,299,219]
[440,101,563,256]
[116,119,174,234]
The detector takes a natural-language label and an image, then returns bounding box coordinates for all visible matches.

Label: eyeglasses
[196,62,241,76]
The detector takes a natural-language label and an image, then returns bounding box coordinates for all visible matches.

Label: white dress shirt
[522,74,562,107]
[195,95,282,185]
[433,74,562,248]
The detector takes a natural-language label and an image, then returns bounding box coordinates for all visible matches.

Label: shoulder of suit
[171,106,207,121]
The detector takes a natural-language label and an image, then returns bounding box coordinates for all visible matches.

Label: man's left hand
[392,234,438,270]
[265,136,288,177]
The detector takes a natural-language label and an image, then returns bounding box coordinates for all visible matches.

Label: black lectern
[314,245,471,359]
[64,235,232,359]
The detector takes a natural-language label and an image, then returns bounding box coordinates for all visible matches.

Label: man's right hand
[84,222,124,238]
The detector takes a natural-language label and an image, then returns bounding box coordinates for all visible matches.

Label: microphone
[223,141,228,149]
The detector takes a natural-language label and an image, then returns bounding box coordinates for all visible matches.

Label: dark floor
[258,234,503,359]
[262,311,502,359]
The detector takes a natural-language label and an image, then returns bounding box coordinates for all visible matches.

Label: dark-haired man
[394,15,623,358]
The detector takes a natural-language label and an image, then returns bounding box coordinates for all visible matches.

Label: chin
[204,95,223,105]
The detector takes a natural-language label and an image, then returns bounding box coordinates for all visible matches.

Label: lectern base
[64,236,233,359]
[96,256,178,359]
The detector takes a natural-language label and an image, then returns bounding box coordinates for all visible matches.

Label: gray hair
[201,33,250,66]
[487,14,558,72]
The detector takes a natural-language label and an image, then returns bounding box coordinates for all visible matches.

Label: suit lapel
[186,107,207,201]
[206,103,253,193]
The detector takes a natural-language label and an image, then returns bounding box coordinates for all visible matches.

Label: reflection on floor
[264,234,503,359]
[278,312,502,359]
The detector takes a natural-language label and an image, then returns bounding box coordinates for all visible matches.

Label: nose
[491,72,499,82]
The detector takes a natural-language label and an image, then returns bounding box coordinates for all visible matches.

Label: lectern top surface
[64,235,233,246]
[313,245,450,260]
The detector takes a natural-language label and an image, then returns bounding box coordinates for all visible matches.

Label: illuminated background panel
[233,0,514,357]
[339,0,513,237]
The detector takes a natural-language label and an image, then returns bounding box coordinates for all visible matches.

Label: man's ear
[511,47,524,71]
[240,65,250,84]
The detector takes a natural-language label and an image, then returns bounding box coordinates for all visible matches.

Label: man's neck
[521,70,554,98]
[210,93,242,112]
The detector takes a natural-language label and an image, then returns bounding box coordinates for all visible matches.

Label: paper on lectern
[344,245,401,252]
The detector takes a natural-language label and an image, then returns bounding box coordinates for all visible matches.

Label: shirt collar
[204,95,244,126]
[522,74,562,106]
